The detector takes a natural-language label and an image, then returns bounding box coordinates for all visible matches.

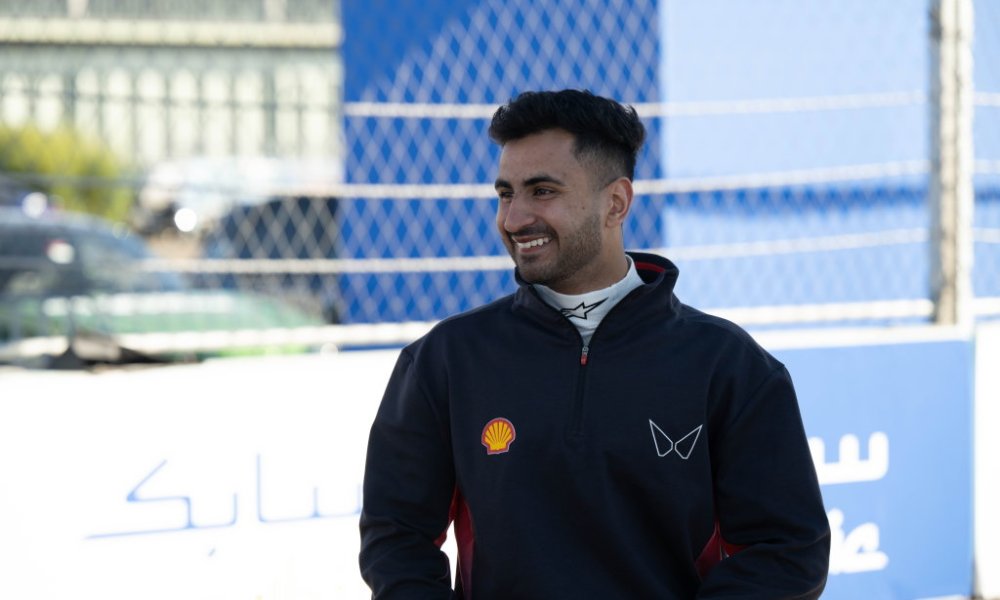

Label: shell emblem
[481,417,516,455]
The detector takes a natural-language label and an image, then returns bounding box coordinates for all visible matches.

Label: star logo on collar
[560,298,608,320]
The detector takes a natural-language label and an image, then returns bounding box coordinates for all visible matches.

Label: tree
[0,123,133,222]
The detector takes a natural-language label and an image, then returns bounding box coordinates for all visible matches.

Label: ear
[604,177,634,228]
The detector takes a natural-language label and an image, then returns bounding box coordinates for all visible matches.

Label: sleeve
[697,365,831,599]
[359,347,457,599]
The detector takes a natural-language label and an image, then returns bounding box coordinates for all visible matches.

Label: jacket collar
[511,251,681,326]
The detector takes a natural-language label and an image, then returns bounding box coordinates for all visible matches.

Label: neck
[531,255,644,344]
[552,250,629,294]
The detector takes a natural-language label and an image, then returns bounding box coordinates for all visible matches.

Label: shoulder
[674,302,784,371]
[395,294,518,395]
[675,302,755,344]
[435,293,516,335]
[404,293,516,354]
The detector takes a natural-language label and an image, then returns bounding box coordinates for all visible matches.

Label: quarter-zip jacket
[360,252,830,599]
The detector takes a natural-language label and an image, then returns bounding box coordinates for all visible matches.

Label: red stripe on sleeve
[694,520,746,579]
[439,487,475,598]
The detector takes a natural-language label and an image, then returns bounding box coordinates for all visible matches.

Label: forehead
[497,129,584,178]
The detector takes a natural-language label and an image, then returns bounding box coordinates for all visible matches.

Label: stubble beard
[508,211,604,289]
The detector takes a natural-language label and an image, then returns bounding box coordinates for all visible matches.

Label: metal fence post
[929,0,975,327]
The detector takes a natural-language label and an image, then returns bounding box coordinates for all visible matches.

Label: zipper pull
[580,345,589,366]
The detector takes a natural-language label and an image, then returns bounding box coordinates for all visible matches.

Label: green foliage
[0,123,134,223]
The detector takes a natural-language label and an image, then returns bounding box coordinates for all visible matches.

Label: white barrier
[0,351,400,600]
[975,321,1000,600]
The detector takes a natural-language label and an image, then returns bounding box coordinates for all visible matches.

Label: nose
[500,194,534,233]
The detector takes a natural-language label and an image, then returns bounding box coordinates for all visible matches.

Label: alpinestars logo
[560,298,607,320]
[649,420,703,459]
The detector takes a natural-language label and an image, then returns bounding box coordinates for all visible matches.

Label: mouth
[513,236,552,250]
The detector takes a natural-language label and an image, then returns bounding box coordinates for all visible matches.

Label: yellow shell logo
[481,418,516,455]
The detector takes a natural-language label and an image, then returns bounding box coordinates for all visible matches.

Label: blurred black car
[0,207,326,367]
[200,195,343,323]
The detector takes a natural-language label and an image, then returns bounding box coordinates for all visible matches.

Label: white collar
[533,256,644,342]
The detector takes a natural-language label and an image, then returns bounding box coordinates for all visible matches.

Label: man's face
[494,129,616,294]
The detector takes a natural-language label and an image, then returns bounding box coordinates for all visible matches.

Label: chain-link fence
[976,0,1000,306]
[1,0,997,365]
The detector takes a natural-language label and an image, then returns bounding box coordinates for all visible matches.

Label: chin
[519,267,553,286]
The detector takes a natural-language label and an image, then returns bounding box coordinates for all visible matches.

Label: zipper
[570,339,589,438]
[567,291,636,437]
[547,285,640,439]
[569,312,613,438]
[535,276,648,443]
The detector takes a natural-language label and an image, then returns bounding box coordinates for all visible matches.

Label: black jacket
[360,252,830,599]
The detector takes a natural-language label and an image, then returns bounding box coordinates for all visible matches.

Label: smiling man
[494,126,628,294]
[360,89,830,599]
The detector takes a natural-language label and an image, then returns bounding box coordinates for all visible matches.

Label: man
[360,89,830,598]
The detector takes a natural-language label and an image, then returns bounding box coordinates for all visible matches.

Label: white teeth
[515,237,551,249]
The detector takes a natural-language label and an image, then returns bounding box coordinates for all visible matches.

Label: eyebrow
[493,174,567,189]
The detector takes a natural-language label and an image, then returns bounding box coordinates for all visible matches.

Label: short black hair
[488,89,646,182]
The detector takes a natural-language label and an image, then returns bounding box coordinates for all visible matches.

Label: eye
[497,189,514,202]
[533,187,555,197]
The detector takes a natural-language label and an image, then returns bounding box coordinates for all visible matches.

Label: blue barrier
[775,338,974,599]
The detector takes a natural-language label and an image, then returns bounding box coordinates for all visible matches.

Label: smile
[514,236,552,249]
